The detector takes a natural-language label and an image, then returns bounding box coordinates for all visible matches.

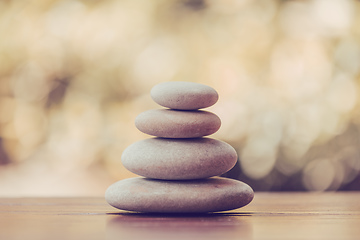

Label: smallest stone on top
[151,81,219,110]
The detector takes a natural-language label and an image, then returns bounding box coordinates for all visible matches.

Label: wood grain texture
[0,192,359,240]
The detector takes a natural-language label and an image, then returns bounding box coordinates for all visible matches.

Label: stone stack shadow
[105,82,254,213]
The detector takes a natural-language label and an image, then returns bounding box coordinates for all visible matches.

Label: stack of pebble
[105,82,254,213]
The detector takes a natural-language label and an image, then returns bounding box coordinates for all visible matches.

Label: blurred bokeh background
[0,0,359,196]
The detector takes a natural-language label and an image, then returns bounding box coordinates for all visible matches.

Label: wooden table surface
[1,192,359,240]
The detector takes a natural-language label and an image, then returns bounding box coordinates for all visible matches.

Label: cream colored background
[0,0,359,196]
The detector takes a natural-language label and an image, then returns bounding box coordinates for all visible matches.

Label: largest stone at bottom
[105,177,254,213]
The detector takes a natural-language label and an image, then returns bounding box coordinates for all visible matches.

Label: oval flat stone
[151,81,218,110]
[122,137,237,180]
[135,109,221,138]
[105,177,254,213]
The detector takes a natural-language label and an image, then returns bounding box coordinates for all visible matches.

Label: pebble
[122,138,237,180]
[151,81,218,110]
[105,177,254,213]
[135,109,221,138]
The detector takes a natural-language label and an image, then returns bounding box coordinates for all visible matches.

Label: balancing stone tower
[105,81,254,213]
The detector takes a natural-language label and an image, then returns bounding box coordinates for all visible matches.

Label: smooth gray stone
[135,109,221,138]
[105,177,254,213]
[122,138,237,180]
[151,81,218,110]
